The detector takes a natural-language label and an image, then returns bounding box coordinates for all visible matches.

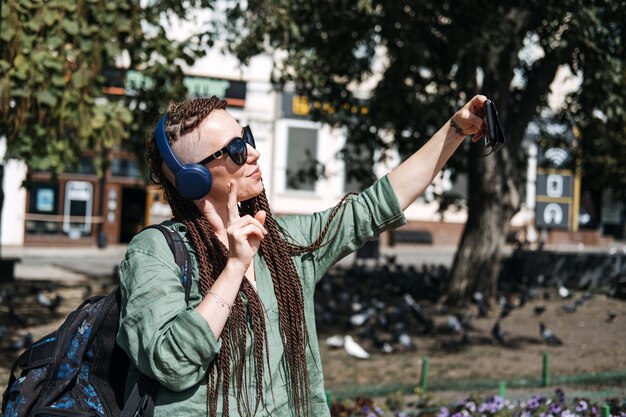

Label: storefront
[20,73,248,246]
[23,151,146,246]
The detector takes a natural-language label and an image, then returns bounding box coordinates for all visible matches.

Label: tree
[223,0,626,307]
[0,0,215,247]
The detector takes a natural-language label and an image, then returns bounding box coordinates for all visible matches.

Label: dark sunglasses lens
[227,138,247,165]
[243,126,256,148]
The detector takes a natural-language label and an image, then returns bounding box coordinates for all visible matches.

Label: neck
[194,198,229,247]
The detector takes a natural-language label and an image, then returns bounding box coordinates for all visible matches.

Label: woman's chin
[243,181,265,199]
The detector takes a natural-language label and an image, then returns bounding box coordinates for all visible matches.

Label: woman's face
[172,109,264,203]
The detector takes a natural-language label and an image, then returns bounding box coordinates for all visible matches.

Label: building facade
[1,46,616,248]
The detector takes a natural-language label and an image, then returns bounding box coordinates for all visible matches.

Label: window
[64,157,97,174]
[286,126,318,191]
[448,172,468,200]
[110,157,142,178]
[342,143,373,193]
[26,182,60,235]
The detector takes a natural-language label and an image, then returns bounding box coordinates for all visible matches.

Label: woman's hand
[451,94,488,142]
[225,180,267,273]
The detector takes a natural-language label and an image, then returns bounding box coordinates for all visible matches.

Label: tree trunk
[444,8,566,308]
[445,143,520,308]
[0,163,4,261]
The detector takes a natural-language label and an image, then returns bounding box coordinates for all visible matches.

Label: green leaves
[1,0,217,177]
[71,67,89,89]
[1,26,15,42]
[36,91,58,107]
[61,20,79,36]
[13,55,30,80]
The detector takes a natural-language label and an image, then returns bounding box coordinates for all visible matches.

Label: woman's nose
[247,144,260,162]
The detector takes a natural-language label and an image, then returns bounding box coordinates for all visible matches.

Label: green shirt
[117,175,406,416]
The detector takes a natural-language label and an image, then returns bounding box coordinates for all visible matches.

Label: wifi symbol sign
[544,148,570,167]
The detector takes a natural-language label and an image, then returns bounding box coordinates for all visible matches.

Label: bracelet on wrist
[208,291,233,311]
[449,118,469,137]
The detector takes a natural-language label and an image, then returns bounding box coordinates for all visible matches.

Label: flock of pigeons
[0,256,620,359]
[315,256,620,359]
[0,283,93,352]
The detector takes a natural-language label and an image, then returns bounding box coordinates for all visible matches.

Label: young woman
[117,94,487,417]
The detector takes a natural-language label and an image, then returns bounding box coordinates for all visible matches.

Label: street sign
[535,169,574,230]
[535,201,570,229]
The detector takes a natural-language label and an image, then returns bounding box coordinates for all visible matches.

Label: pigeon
[533,305,546,316]
[7,332,33,352]
[498,296,515,319]
[499,304,513,319]
[351,301,363,312]
[446,315,463,334]
[112,265,121,283]
[364,326,394,353]
[82,285,93,299]
[370,298,386,311]
[397,332,417,351]
[491,320,505,344]
[472,291,489,317]
[517,291,528,308]
[37,291,52,307]
[540,322,563,346]
[403,294,435,333]
[8,306,26,328]
[337,290,350,303]
[606,311,617,323]
[343,335,370,359]
[527,286,540,300]
[349,310,372,328]
[380,342,394,354]
[384,255,397,266]
[325,334,344,348]
[441,330,470,352]
[320,279,333,294]
[560,303,577,314]
[557,283,571,299]
[37,292,64,312]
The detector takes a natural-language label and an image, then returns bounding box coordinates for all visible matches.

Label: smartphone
[483,100,506,148]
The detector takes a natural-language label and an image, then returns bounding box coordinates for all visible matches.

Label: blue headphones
[155,115,213,200]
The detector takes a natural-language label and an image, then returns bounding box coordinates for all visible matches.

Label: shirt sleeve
[116,229,222,392]
[278,175,406,282]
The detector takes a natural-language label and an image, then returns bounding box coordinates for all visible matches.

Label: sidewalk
[2,244,129,282]
[1,242,618,282]
[0,243,464,282]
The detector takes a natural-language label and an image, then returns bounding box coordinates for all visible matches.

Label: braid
[146,96,353,417]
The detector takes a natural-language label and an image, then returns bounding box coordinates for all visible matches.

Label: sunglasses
[196,126,256,166]
[478,100,506,157]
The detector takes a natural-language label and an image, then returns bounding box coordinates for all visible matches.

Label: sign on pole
[535,169,574,230]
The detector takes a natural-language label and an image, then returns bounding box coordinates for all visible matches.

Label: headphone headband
[155,115,182,175]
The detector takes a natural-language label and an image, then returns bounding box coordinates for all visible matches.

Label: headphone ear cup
[175,164,213,200]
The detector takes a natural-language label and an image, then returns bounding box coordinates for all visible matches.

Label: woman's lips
[248,167,261,178]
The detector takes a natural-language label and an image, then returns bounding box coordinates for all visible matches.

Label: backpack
[2,224,191,417]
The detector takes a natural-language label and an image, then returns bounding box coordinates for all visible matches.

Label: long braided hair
[146,97,353,417]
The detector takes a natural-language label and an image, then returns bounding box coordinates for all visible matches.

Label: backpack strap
[120,223,192,417]
[2,347,32,412]
[143,224,192,304]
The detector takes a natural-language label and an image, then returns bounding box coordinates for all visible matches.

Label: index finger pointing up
[227,181,240,225]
